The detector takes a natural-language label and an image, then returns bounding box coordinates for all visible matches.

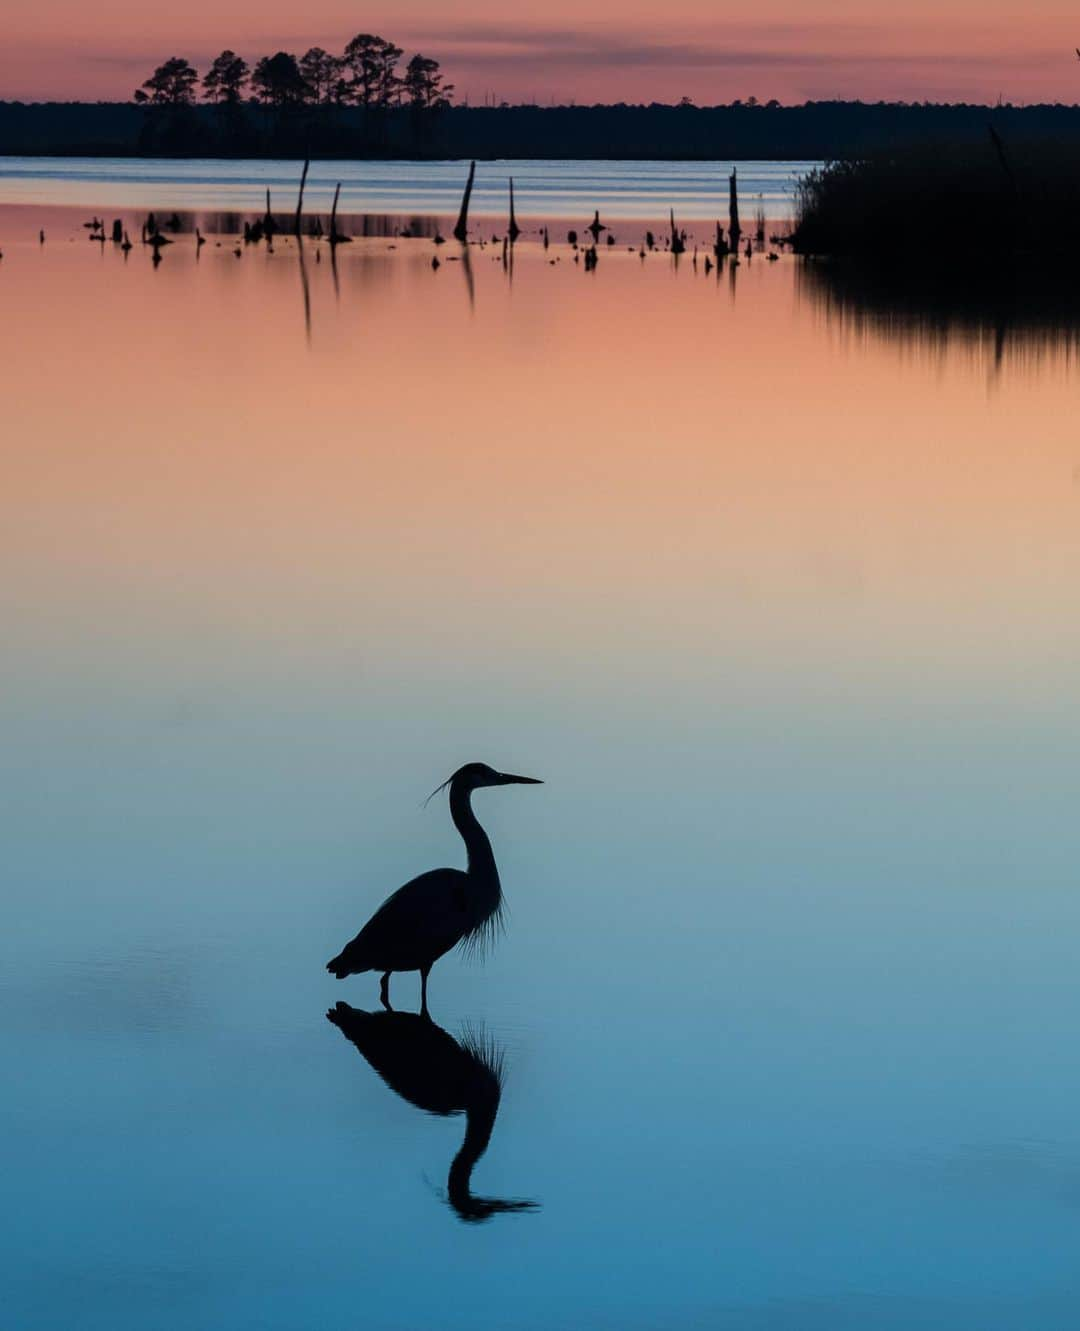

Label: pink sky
[4,0,1080,105]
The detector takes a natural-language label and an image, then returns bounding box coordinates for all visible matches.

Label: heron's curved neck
[450,783,497,883]
[448,1100,497,1213]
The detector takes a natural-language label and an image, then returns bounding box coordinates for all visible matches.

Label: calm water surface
[0,156,811,220]
[3,203,1080,1329]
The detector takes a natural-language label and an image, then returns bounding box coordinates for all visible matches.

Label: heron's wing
[345,868,471,971]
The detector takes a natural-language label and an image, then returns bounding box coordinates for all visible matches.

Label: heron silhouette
[327,1001,536,1221]
[326,763,541,1013]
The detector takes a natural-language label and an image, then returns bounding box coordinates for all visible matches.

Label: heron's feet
[380,972,392,1011]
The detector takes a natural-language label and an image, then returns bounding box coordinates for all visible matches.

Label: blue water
[0,155,812,220]
[3,229,1080,1329]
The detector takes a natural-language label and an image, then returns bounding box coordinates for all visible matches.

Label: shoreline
[6,100,1080,162]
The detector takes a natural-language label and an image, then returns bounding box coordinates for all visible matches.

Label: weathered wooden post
[453,160,476,243]
[728,168,741,251]
[508,177,521,242]
[670,209,685,255]
[328,182,347,246]
[294,159,310,238]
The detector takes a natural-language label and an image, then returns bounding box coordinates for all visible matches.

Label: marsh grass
[792,138,1080,261]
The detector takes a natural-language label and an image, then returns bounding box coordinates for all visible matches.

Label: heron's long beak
[496,772,543,785]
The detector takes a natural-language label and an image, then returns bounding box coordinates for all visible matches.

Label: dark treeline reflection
[327,1002,537,1222]
[799,258,1080,366]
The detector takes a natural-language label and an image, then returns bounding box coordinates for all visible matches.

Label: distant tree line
[7,100,1080,162]
[134,37,453,112]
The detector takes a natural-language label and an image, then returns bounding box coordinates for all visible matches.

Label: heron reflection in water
[327,1002,537,1222]
[326,763,542,1014]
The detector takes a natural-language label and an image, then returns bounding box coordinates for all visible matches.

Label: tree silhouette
[374,40,404,107]
[343,34,402,108]
[251,53,310,107]
[136,57,199,105]
[299,48,343,105]
[203,51,249,104]
[402,55,454,110]
[343,34,379,107]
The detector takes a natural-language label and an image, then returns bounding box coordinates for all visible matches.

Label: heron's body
[326,763,539,1011]
[329,866,477,975]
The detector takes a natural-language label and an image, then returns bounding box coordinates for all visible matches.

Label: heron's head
[425,763,542,804]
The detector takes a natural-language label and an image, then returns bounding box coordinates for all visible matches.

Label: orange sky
[4,1,1080,105]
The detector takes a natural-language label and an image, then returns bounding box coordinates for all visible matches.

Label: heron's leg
[380,971,392,1011]
[420,966,431,1018]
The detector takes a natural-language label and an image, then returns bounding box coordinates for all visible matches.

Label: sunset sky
[3,0,1080,105]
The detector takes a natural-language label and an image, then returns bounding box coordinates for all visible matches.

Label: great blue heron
[326,763,541,1012]
[327,1002,537,1221]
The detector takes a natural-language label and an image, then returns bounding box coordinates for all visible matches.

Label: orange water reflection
[4,206,1080,726]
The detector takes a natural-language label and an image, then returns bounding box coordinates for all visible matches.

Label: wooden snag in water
[670,209,685,255]
[728,168,741,249]
[508,177,521,242]
[453,160,476,243]
[328,182,351,245]
[295,159,310,238]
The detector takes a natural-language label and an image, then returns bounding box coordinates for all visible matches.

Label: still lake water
[0,155,811,220]
[3,182,1080,1329]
